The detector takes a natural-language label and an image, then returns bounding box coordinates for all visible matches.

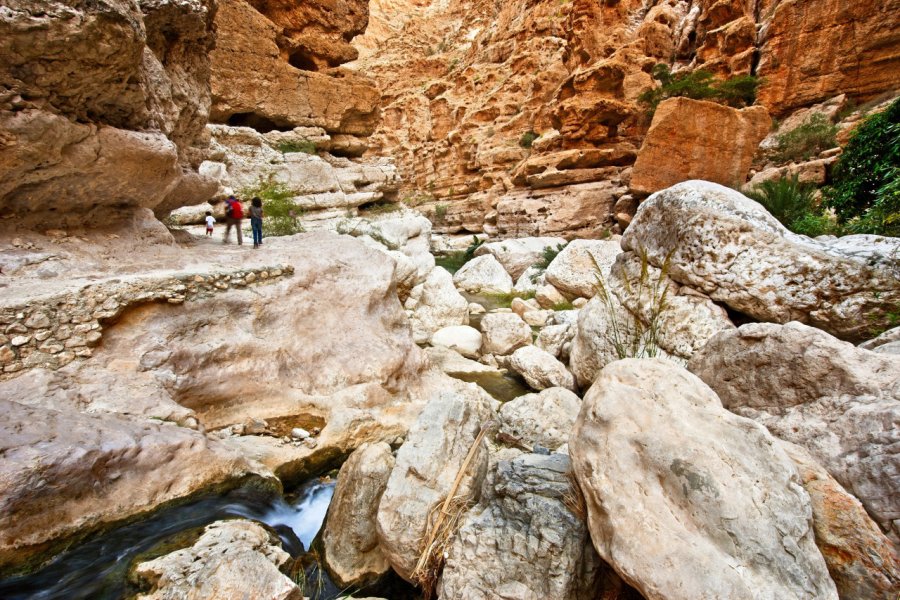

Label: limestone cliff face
[209,0,380,137]
[353,0,900,236]
[0,0,219,224]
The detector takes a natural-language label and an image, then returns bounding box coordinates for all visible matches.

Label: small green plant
[592,248,672,359]
[825,97,900,236]
[519,130,539,148]
[434,236,483,273]
[770,114,838,163]
[241,178,304,237]
[745,175,817,227]
[483,290,536,309]
[534,242,566,271]
[359,201,401,216]
[638,64,761,116]
[552,300,575,311]
[434,203,449,221]
[277,140,317,154]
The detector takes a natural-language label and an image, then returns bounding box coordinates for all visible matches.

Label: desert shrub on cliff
[638,64,760,115]
[241,179,304,236]
[770,114,839,163]
[825,97,900,236]
[519,130,539,148]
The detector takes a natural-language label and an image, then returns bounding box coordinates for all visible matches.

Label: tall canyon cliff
[352,0,900,237]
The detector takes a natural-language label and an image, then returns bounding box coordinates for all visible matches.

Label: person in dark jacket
[250,197,264,249]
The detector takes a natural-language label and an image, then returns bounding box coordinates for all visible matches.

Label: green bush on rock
[638,64,761,116]
[770,114,839,163]
[825,97,900,236]
[241,179,304,237]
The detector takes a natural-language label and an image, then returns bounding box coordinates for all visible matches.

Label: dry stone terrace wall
[0,265,293,379]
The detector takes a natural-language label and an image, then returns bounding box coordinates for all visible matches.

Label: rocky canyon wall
[353,0,900,237]
[0,0,220,226]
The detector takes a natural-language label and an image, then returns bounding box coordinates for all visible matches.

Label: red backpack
[230,199,244,219]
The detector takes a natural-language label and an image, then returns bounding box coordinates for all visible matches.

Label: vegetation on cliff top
[638,64,761,116]
[825,97,900,236]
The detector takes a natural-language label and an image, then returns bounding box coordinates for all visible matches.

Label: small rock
[291,427,310,440]
[243,418,268,435]
[0,346,15,364]
[10,336,30,347]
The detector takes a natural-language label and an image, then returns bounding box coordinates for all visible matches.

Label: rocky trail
[1,0,899,598]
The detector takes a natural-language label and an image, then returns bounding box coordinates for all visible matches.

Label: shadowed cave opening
[225,112,294,133]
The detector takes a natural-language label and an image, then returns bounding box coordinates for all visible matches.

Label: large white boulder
[480,313,532,356]
[322,442,394,589]
[571,358,838,600]
[689,321,900,542]
[535,323,574,359]
[544,239,622,300]
[406,267,469,343]
[375,376,496,581]
[474,237,567,280]
[499,387,581,449]
[438,453,603,599]
[453,254,514,295]
[430,325,483,359]
[508,346,577,392]
[622,180,900,341]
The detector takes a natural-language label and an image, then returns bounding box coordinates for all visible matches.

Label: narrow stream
[0,479,336,600]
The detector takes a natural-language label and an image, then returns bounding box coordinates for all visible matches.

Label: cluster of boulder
[2,174,899,600]
[283,179,898,600]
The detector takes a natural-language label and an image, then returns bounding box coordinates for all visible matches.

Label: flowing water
[0,479,336,600]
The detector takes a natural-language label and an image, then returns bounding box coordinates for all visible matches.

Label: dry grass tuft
[409,421,495,598]
[563,467,588,523]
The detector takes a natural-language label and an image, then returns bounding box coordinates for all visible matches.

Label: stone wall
[0,265,293,378]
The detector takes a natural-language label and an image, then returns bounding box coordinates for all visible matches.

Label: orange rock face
[350,0,900,235]
[630,98,771,195]
[757,0,900,116]
[210,0,380,136]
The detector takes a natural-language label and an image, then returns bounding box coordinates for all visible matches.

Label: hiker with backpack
[223,195,244,245]
[249,197,264,249]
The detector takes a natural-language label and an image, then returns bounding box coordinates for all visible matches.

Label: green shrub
[241,178,304,237]
[519,130,539,148]
[535,243,566,271]
[277,140,316,154]
[552,300,574,311]
[745,175,817,226]
[825,98,900,236]
[745,175,841,237]
[790,212,840,237]
[484,290,536,309]
[435,236,484,274]
[637,64,761,115]
[434,204,449,221]
[771,114,838,163]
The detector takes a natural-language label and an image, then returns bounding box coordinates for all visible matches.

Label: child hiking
[223,195,244,245]
[205,211,215,236]
[250,197,264,249]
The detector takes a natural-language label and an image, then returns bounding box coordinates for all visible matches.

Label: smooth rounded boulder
[570,358,838,600]
[322,442,394,589]
[452,254,514,295]
[431,325,482,358]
